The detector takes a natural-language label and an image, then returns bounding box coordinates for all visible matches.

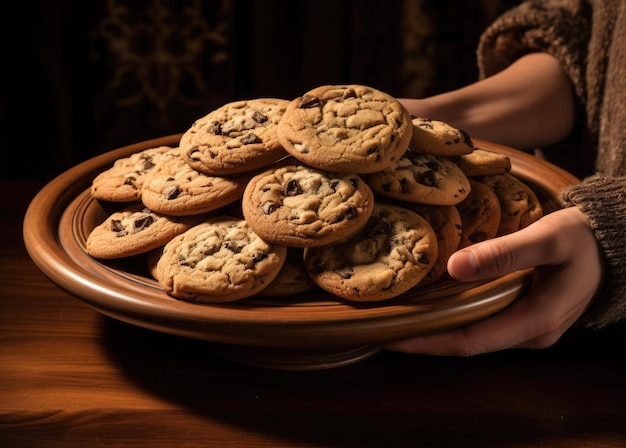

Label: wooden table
[2,180,626,447]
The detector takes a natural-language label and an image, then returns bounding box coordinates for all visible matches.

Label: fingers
[385,268,582,356]
[447,209,584,282]
[386,208,602,356]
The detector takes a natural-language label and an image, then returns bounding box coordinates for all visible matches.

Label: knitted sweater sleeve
[561,175,626,329]
[476,0,589,100]
[478,1,626,328]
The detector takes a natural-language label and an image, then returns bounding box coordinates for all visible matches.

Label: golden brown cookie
[141,150,251,216]
[452,147,511,177]
[481,173,543,235]
[303,203,438,302]
[277,84,412,174]
[456,179,501,248]
[365,152,471,205]
[90,146,179,202]
[242,161,374,247]
[155,216,288,302]
[255,248,318,298]
[86,204,203,259]
[408,203,462,285]
[181,98,290,175]
[410,118,474,156]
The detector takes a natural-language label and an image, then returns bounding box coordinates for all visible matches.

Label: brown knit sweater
[477,0,626,328]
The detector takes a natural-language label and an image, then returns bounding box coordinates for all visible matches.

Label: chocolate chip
[134,215,155,232]
[417,253,430,265]
[262,202,278,214]
[186,148,201,162]
[400,178,409,193]
[111,219,125,234]
[335,265,353,279]
[163,185,181,200]
[459,129,474,147]
[343,204,358,220]
[424,161,440,171]
[141,157,156,171]
[123,176,137,187]
[252,110,268,123]
[284,179,303,196]
[367,216,392,237]
[416,170,437,187]
[252,251,268,263]
[240,133,260,145]
[418,119,435,130]
[223,241,243,254]
[298,95,320,108]
[207,122,222,135]
[310,259,326,274]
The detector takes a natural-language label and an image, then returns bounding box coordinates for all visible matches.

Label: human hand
[385,206,603,356]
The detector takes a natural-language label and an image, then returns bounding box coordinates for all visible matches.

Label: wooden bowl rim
[23,135,580,348]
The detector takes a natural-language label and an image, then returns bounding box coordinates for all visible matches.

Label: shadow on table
[99,316,626,447]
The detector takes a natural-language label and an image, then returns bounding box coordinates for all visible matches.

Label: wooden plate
[23,135,580,370]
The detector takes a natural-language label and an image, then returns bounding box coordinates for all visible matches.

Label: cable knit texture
[477,0,626,328]
[561,175,626,328]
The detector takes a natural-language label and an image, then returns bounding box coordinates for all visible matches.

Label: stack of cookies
[86,84,543,304]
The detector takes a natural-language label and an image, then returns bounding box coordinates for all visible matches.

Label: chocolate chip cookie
[481,173,543,235]
[141,150,251,216]
[255,248,318,298]
[303,203,438,302]
[277,84,412,174]
[181,98,290,175]
[242,161,374,247]
[410,118,474,156]
[86,204,203,259]
[408,203,462,285]
[365,152,471,205]
[155,216,288,302]
[456,179,501,248]
[91,146,179,202]
[452,147,512,177]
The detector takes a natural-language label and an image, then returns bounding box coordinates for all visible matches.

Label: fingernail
[449,250,478,279]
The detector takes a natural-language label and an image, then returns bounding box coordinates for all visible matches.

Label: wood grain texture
[3,180,626,447]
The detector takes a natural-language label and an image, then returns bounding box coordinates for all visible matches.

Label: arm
[399,53,576,150]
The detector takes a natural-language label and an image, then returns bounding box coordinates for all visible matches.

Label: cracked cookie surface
[91,146,179,202]
[86,204,203,259]
[303,203,437,302]
[181,98,290,175]
[365,152,471,205]
[277,84,412,174]
[154,216,287,302]
[242,161,374,247]
[141,150,251,216]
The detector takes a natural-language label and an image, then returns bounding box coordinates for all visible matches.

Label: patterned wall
[1,0,519,180]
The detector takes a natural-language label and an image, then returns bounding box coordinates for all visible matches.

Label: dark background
[1,0,519,181]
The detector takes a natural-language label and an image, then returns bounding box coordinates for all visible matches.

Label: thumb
[447,220,552,282]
